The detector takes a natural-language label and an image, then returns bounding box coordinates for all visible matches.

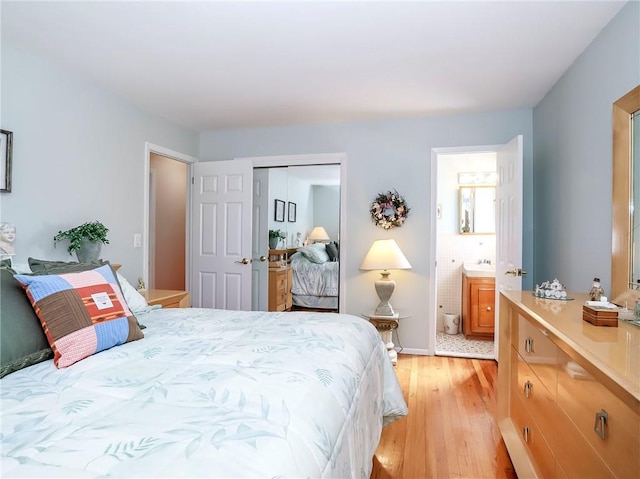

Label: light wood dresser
[142,289,190,309]
[268,248,296,312]
[498,291,639,478]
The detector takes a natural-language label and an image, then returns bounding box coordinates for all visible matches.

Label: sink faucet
[478,259,492,265]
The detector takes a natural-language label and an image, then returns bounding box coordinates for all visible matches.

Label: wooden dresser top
[501,290,640,402]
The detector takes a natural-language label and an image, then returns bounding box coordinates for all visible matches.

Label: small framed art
[1,130,13,193]
[288,202,297,222]
[274,199,285,222]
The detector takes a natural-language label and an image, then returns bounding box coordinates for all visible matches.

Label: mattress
[1,307,407,478]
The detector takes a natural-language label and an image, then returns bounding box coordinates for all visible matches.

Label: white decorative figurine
[588,277,605,301]
[0,222,16,259]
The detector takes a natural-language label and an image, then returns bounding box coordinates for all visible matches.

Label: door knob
[505,268,528,277]
[235,258,250,265]
[257,256,267,262]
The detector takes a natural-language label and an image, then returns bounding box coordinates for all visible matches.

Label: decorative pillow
[28,257,107,274]
[14,264,144,368]
[298,245,330,264]
[0,266,53,378]
[326,241,339,262]
[116,271,149,313]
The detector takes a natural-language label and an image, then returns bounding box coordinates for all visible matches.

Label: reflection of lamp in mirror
[360,239,412,316]
[308,226,330,243]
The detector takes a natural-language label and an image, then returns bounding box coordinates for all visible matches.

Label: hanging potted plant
[54,221,110,262]
[268,229,286,249]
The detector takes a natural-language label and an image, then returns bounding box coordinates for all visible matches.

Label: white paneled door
[495,135,524,355]
[191,160,253,310]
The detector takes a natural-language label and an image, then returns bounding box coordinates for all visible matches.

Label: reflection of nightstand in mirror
[142,289,190,309]
[361,310,410,366]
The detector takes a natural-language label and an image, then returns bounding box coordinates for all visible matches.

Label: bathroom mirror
[611,84,640,301]
[459,186,496,234]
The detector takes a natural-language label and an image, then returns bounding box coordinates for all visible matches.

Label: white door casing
[495,135,524,357]
[191,159,253,310]
[428,136,523,357]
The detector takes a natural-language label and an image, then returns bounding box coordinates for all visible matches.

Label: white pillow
[298,245,330,264]
[116,272,149,313]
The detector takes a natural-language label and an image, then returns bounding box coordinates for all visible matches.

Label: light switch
[133,233,142,248]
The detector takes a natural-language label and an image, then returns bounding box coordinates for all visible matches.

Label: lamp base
[374,271,396,317]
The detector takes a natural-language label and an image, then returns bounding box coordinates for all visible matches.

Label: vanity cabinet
[461,273,495,339]
[498,291,639,479]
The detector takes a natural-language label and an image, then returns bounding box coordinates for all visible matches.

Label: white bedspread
[1,308,407,478]
[290,253,339,297]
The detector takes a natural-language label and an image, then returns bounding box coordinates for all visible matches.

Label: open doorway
[434,150,497,359]
[149,153,188,290]
[143,142,197,293]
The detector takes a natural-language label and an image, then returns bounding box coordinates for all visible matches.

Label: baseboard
[397,348,431,356]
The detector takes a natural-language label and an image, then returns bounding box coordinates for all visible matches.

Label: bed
[290,243,339,311]
[1,262,407,478]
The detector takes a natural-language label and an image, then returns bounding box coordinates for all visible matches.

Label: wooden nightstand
[142,289,190,309]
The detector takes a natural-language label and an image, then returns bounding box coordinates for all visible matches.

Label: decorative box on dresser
[462,272,495,339]
[498,291,639,479]
[268,248,296,312]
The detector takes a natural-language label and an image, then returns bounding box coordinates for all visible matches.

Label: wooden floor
[371,354,517,479]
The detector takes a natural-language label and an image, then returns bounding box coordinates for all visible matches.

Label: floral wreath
[370,189,410,229]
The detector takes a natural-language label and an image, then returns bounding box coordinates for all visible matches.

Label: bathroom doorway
[434,150,497,359]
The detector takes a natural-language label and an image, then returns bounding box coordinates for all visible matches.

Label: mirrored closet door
[251,165,340,312]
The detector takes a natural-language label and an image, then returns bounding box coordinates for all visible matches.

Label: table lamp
[308,226,330,243]
[360,239,411,316]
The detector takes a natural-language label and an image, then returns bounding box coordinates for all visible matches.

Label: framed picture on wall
[288,202,297,222]
[1,129,13,193]
[274,199,285,222]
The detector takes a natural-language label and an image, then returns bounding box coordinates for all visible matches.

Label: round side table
[361,310,410,365]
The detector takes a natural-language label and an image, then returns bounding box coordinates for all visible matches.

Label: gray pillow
[326,242,339,262]
[28,257,107,273]
[0,266,53,378]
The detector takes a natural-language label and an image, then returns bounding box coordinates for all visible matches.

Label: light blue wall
[533,1,640,295]
[0,44,199,282]
[200,110,533,352]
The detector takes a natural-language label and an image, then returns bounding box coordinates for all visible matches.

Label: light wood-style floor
[371,354,517,479]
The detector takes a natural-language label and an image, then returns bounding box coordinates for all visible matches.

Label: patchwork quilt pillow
[14,264,144,368]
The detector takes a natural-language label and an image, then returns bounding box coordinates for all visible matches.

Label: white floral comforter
[1,308,407,478]
[291,253,339,297]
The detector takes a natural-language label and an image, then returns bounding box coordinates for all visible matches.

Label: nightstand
[142,289,190,309]
[361,310,410,366]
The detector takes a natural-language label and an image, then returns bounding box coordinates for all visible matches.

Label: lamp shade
[360,239,412,271]
[308,226,330,242]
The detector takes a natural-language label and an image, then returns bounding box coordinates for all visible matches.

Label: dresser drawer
[511,347,557,442]
[553,401,615,479]
[557,350,640,479]
[512,314,558,393]
[510,392,556,479]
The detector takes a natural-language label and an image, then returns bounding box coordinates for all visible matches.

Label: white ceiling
[1,1,627,132]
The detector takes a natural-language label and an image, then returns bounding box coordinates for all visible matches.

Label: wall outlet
[133,233,142,248]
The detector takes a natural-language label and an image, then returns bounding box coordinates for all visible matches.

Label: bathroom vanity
[461,263,496,340]
[498,290,639,479]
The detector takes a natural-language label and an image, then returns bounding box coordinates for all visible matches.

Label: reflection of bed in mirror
[290,243,339,311]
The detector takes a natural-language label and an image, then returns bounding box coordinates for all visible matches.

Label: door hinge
[192,177,194,185]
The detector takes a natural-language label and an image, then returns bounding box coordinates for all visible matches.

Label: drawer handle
[523,380,533,398]
[486,306,492,311]
[523,425,531,443]
[524,337,533,353]
[594,409,608,440]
